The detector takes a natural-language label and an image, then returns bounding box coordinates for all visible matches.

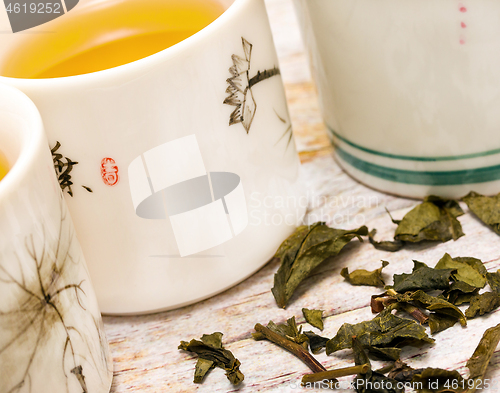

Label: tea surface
[0,152,8,182]
[1,0,225,78]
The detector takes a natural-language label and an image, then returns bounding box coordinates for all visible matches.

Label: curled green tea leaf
[411,368,464,393]
[466,323,500,393]
[304,331,329,354]
[179,332,244,385]
[465,292,500,319]
[194,358,215,383]
[395,290,466,327]
[393,261,455,293]
[386,360,424,383]
[302,308,324,330]
[394,196,465,243]
[352,337,403,393]
[462,191,500,236]
[428,314,458,335]
[435,254,486,289]
[369,229,404,252]
[486,270,500,293]
[271,222,367,308]
[442,281,480,306]
[341,261,389,287]
[326,308,434,355]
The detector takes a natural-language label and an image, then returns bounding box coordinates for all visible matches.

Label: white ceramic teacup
[0,0,305,314]
[0,84,113,392]
[295,0,500,199]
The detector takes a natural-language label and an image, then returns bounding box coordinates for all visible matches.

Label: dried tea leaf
[428,314,458,334]
[179,332,244,385]
[396,290,466,327]
[393,261,455,293]
[462,191,500,236]
[264,317,309,349]
[352,337,404,393]
[466,323,500,392]
[271,222,368,308]
[369,229,404,252]
[435,254,486,289]
[302,308,324,330]
[341,261,389,287]
[486,270,500,293]
[201,332,223,349]
[304,331,329,354]
[194,358,215,383]
[387,360,424,383]
[394,196,464,243]
[465,292,500,319]
[326,308,433,355]
[367,346,401,361]
[411,368,464,393]
[442,281,480,305]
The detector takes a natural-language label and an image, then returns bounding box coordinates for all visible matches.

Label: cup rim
[0,84,45,199]
[0,0,245,85]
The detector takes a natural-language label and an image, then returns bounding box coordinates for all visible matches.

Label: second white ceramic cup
[0,0,305,314]
[296,0,500,199]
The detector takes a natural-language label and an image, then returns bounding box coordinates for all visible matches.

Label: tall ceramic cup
[295,0,500,199]
[0,84,113,392]
[0,0,305,314]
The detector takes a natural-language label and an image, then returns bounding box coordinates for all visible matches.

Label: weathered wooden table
[104,0,500,391]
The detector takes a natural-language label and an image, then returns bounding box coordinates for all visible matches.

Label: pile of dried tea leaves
[178,192,500,388]
[358,253,500,334]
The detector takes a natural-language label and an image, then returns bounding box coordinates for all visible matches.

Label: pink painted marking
[459,6,467,12]
[461,21,467,28]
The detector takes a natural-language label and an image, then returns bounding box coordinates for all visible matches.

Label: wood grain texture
[104,0,500,391]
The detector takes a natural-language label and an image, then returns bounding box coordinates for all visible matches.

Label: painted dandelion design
[0,196,110,393]
[224,37,281,133]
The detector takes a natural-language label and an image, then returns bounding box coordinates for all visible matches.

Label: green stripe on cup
[334,146,500,186]
[328,127,500,162]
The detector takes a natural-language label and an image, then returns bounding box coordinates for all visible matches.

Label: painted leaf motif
[271,222,368,308]
[326,308,433,355]
[462,191,500,236]
[435,254,486,289]
[179,332,244,385]
[394,196,464,243]
[393,261,455,293]
[302,308,324,330]
[341,261,389,287]
[465,292,500,319]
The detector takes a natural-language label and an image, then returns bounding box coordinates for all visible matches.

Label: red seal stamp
[101,158,119,186]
